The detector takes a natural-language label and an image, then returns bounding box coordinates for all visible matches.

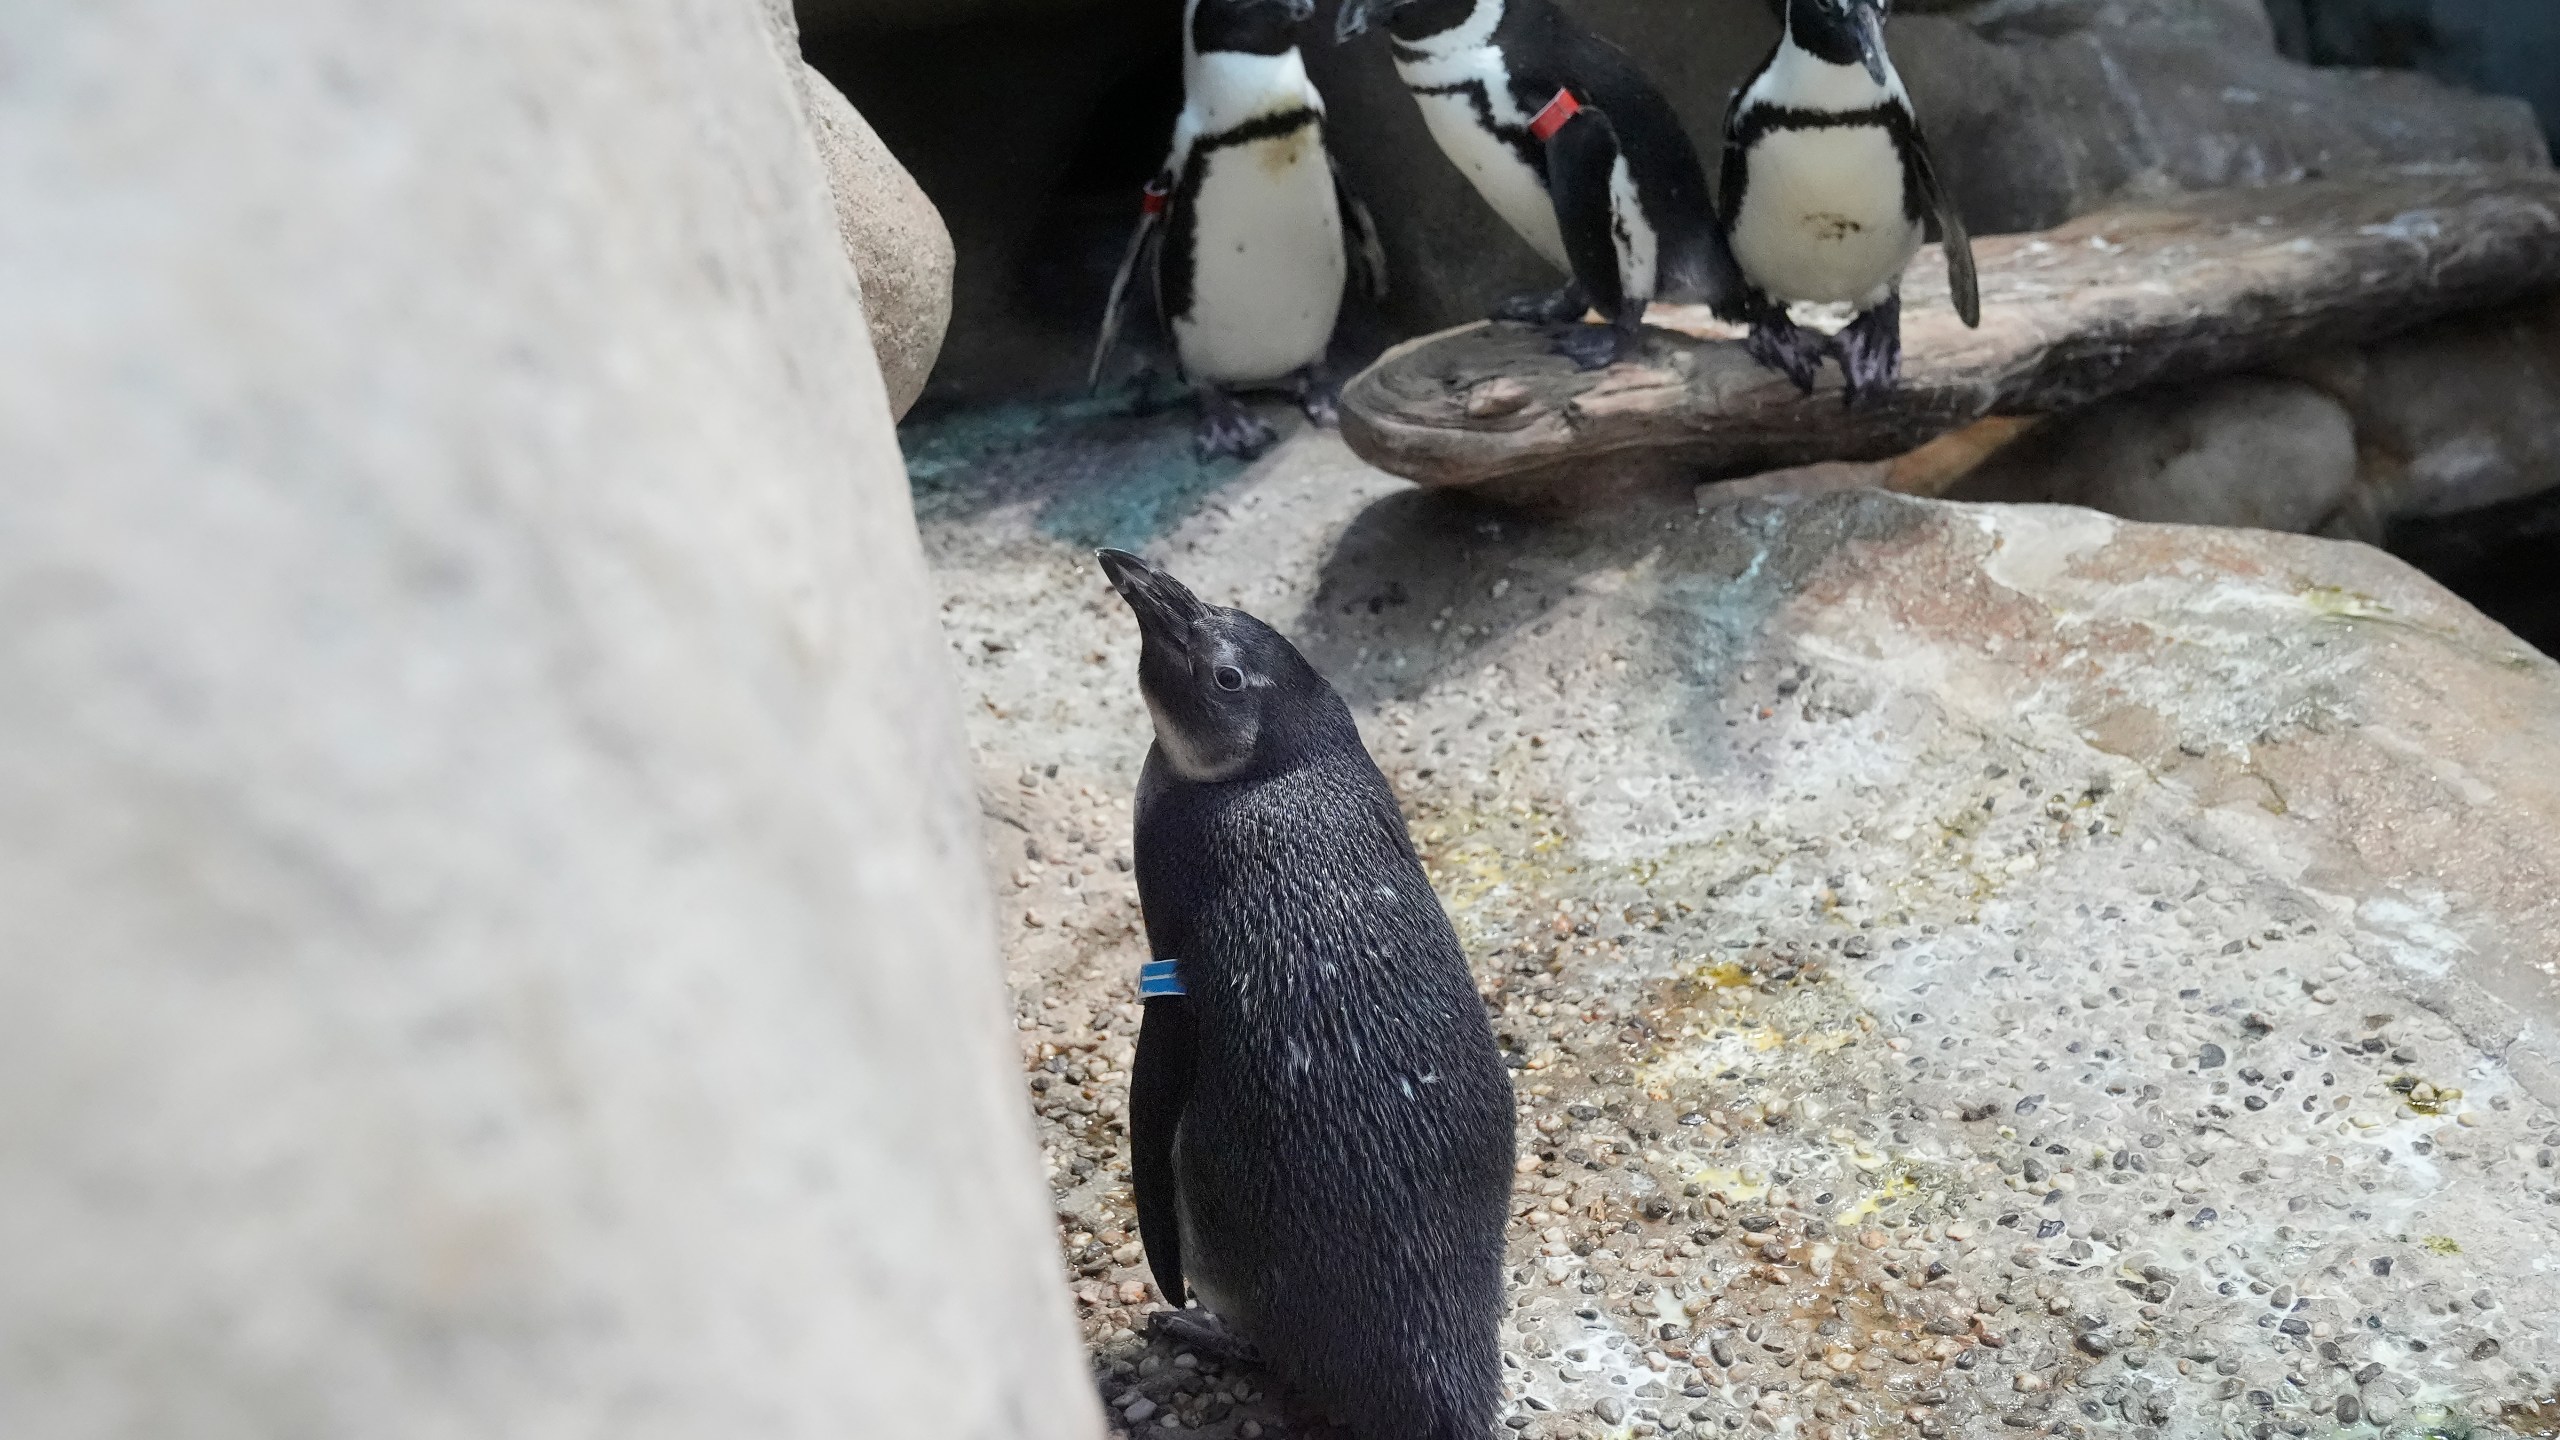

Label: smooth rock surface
[2268,0,2560,151]
[1341,168,2560,498]
[2318,289,2560,528]
[920,414,2560,1440]
[799,62,955,417]
[1894,8,2549,236]
[1946,292,2560,542]
[1950,376,2361,533]
[0,3,1095,1438]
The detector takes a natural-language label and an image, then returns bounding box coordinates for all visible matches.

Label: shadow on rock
[1295,484,1938,760]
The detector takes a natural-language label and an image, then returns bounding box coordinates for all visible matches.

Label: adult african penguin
[1091,0,1387,460]
[1336,0,1754,370]
[1721,0,1979,402]
[1096,548,1514,1440]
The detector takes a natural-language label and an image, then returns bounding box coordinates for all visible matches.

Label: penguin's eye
[1214,665,1247,692]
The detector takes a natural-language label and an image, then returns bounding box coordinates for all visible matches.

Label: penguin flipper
[1088,170,1172,393]
[1539,102,1631,322]
[1129,991,1199,1307]
[1329,150,1390,302]
[1906,133,1979,329]
[1716,70,1756,229]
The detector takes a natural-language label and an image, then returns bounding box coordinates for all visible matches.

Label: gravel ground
[906,399,2560,1440]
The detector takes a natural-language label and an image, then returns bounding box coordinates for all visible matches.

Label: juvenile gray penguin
[1098,549,1514,1440]
[1720,0,1979,402]
[1090,0,1388,460]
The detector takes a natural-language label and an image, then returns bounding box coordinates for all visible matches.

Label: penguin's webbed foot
[1743,313,1829,396]
[1194,388,1278,462]
[1833,296,1904,409]
[1292,367,1341,429]
[1492,283,1590,327]
[1548,319,1638,372]
[1148,1307,1260,1367]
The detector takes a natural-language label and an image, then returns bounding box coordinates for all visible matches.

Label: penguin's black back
[1490,0,1723,296]
[1133,740,1514,1440]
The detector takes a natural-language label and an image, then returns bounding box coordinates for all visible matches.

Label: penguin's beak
[1335,0,1383,43]
[1098,549,1207,641]
[1852,3,1889,87]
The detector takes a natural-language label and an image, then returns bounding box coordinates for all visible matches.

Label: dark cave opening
[1016,42,1187,352]
[2387,489,2560,658]
[806,4,1189,409]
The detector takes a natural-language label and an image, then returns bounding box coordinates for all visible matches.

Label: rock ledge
[1340,168,2560,499]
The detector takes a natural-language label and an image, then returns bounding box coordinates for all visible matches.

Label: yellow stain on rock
[1686,1166,1770,1203]
[1831,1170,1919,1226]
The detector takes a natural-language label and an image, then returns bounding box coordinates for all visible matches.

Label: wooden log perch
[1339,166,2560,497]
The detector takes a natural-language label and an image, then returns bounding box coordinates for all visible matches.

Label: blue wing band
[1139,959,1186,999]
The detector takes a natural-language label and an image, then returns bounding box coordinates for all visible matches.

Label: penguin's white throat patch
[1145,689,1260,783]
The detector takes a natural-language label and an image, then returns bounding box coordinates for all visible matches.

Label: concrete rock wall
[0,2,1095,1437]
[2268,0,2560,147]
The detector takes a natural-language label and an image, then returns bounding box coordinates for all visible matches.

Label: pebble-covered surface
[908,408,2560,1440]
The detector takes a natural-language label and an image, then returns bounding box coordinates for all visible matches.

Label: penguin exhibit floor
[906,401,2560,1440]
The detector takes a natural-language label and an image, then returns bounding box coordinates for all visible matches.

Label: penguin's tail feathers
[1656,224,1757,325]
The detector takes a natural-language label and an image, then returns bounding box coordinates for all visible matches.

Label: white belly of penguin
[1408,86,1569,271]
[1731,125,1922,308]
[1172,131,1345,387]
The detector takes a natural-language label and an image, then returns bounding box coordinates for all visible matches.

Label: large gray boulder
[1952,290,2560,540]
[0,3,1097,1437]
[1952,374,2362,532]
[922,424,2560,1438]
[1896,5,2550,237]
[799,62,955,417]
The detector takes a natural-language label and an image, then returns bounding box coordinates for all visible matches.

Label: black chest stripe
[1196,105,1324,156]
[1728,102,1926,225]
[1160,106,1327,328]
[1408,79,1548,181]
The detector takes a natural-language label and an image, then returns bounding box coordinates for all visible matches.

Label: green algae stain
[2421,1234,2463,1256]
[1034,443,1247,551]
[899,385,1251,550]
[903,394,1127,493]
